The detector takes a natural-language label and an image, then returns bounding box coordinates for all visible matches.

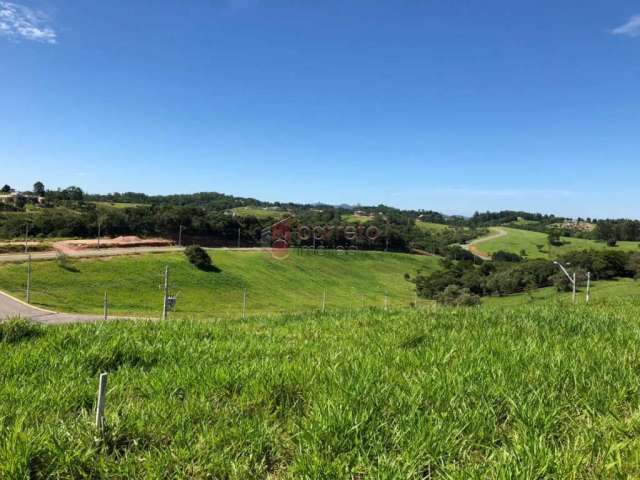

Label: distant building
[0,192,45,206]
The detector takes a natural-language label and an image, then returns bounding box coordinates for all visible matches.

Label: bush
[436,285,481,306]
[184,245,212,270]
[492,250,523,262]
[0,317,41,343]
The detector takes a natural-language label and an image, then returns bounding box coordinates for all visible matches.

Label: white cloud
[612,14,640,38]
[0,1,57,44]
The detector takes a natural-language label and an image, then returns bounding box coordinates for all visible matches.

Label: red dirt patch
[54,236,173,254]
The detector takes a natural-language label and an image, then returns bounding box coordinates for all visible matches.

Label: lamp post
[553,261,576,304]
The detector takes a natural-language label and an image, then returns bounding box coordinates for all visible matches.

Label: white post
[24,223,29,254]
[572,272,577,304]
[237,228,241,248]
[95,373,108,430]
[97,221,101,249]
[586,272,591,304]
[242,288,247,319]
[161,266,169,321]
[322,289,326,313]
[26,254,32,303]
[103,291,108,321]
[178,225,183,247]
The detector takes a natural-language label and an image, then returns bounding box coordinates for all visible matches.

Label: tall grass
[2,302,640,477]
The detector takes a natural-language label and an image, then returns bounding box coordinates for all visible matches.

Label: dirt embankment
[53,236,173,254]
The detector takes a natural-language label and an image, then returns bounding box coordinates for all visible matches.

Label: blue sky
[1,1,639,218]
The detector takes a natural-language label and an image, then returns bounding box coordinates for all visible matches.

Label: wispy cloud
[612,14,640,38]
[0,1,57,44]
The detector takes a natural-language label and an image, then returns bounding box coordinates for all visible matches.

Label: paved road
[461,227,509,261]
[0,290,145,325]
[0,245,185,263]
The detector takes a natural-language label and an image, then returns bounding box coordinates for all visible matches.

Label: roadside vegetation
[4,303,640,477]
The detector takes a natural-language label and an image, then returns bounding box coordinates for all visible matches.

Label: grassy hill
[231,206,286,220]
[486,277,640,307]
[475,227,639,259]
[4,302,640,477]
[415,221,451,233]
[0,250,437,317]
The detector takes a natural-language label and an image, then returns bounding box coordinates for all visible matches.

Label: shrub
[492,250,523,262]
[436,285,481,306]
[184,245,212,270]
[0,317,41,343]
[607,238,618,247]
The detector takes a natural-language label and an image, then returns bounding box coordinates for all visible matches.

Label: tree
[33,181,45,196]
[1,185,11,193]
[184,245,213,270]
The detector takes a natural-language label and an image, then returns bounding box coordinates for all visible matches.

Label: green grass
[0,250,437,317]
[415,221,452,233]
[476,227,640,259]
[485,277,640,307]
[93,201,149,209]
[231,206,286,220]
[4,302,640,477]
[341,213,374,224]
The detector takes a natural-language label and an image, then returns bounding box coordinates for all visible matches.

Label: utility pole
[24,223,29,254]
[586,272,591,304]
[26,254,32,303]
[103,291,108,321]
[161,266,169,321]
[572,272,577,304]
[178,225,184,247]
[237,227,241,248]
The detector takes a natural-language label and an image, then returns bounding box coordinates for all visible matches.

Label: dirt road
[0,245,185,264]
[462,227,508,261]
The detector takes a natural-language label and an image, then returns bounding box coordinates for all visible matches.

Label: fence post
[95,373,108,430]
[242,288,247,319]
[586,272,591,303]
[26,254,32,304]
[322,289,326,313]
[103,291,108,321]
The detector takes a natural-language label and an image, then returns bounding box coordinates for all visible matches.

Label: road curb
[0,289,57,314]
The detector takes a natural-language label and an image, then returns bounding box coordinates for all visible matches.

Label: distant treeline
[416,249,640,302]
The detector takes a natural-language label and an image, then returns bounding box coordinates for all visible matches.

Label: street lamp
[553,261,577,304]
[553,261,592,304]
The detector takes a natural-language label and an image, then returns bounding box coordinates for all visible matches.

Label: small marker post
[242,288,247,319]
[103,291,108,321]
[26,254,32,304]
[322,289,326,313]
[95,373,108,430]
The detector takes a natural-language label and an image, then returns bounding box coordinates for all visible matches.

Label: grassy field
[0,250,437,317]
[231,207,286,220]
[4,302,640,477]
[476,227,640,259]
[415,221,451,233]
[485,277,639,307]
[341,213,374,224]
[93,201,149,209]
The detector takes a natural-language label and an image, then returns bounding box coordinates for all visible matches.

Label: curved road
[0,290,120,324]
[462,227,509,261]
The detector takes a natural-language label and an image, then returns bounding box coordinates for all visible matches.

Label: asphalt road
[0,290,145,325]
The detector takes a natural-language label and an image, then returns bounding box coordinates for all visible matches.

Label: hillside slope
[0,250,437,317]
